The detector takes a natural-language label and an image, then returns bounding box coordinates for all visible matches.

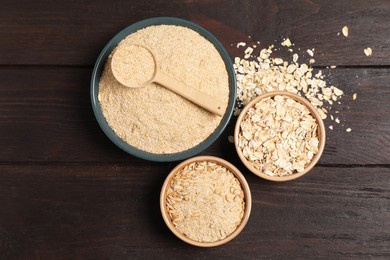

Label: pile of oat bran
[98,25,229,154]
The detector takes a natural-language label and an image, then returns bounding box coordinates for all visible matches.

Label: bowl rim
[234,91,326,182]
[90,17,236,162]
[160,155,252,247]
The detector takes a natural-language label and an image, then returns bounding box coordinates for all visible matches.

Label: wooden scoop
[111,44,225,117]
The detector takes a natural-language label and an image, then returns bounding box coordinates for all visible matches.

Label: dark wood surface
[1,0,389,259]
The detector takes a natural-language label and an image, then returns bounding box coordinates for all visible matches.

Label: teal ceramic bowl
[91,17,236,162]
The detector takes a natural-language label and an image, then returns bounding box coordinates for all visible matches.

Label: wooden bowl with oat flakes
[160,156,252,247]
[234,91,326,182]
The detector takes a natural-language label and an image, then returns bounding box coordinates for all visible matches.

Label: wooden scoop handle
[154,70,225,117]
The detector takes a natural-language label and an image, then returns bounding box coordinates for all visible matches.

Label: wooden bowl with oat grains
[234,91,326,182]
[160,156,252,247]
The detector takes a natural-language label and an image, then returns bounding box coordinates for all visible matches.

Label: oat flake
[364,47,373,56]
[342,26,349,37]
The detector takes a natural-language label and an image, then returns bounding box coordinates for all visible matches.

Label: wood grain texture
[0,67,389,164]
[0,0,389,66]
[0,164,388,259]
[1,0,389,258]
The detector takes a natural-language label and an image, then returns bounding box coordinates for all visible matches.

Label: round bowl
[234,91,326,182]
[160,156,252,247]
[91,17,236,162]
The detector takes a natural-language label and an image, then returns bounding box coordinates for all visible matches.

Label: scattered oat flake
[353,93,357,100]
[281,38,292,47]
[233,107,241,116]
[342,26,349,37]
[330,65,337,69]
[293,53,299,63]
[329,125,333,130]
[364,47,372,56]
[307,49,314,57]
[315,70,323,78]
[332,86,344,96]
[346,128,352,132]
[244,47,254,59]
[237,42,246,48]
[245,47,254,55]
[274,58,284,65]
[309,58,315,64]
[335,118,340,124]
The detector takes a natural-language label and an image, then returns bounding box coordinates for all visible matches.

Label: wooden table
[1,1,389,258]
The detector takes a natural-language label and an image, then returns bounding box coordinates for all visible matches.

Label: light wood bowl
[234,91,326,182]
[160,156,252,247]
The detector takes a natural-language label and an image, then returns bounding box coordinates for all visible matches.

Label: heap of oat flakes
[233,38,346,129]
[166,161,245,243]
[237,95,319,176]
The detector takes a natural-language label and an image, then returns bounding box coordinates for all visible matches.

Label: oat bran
[98,25,229,154]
